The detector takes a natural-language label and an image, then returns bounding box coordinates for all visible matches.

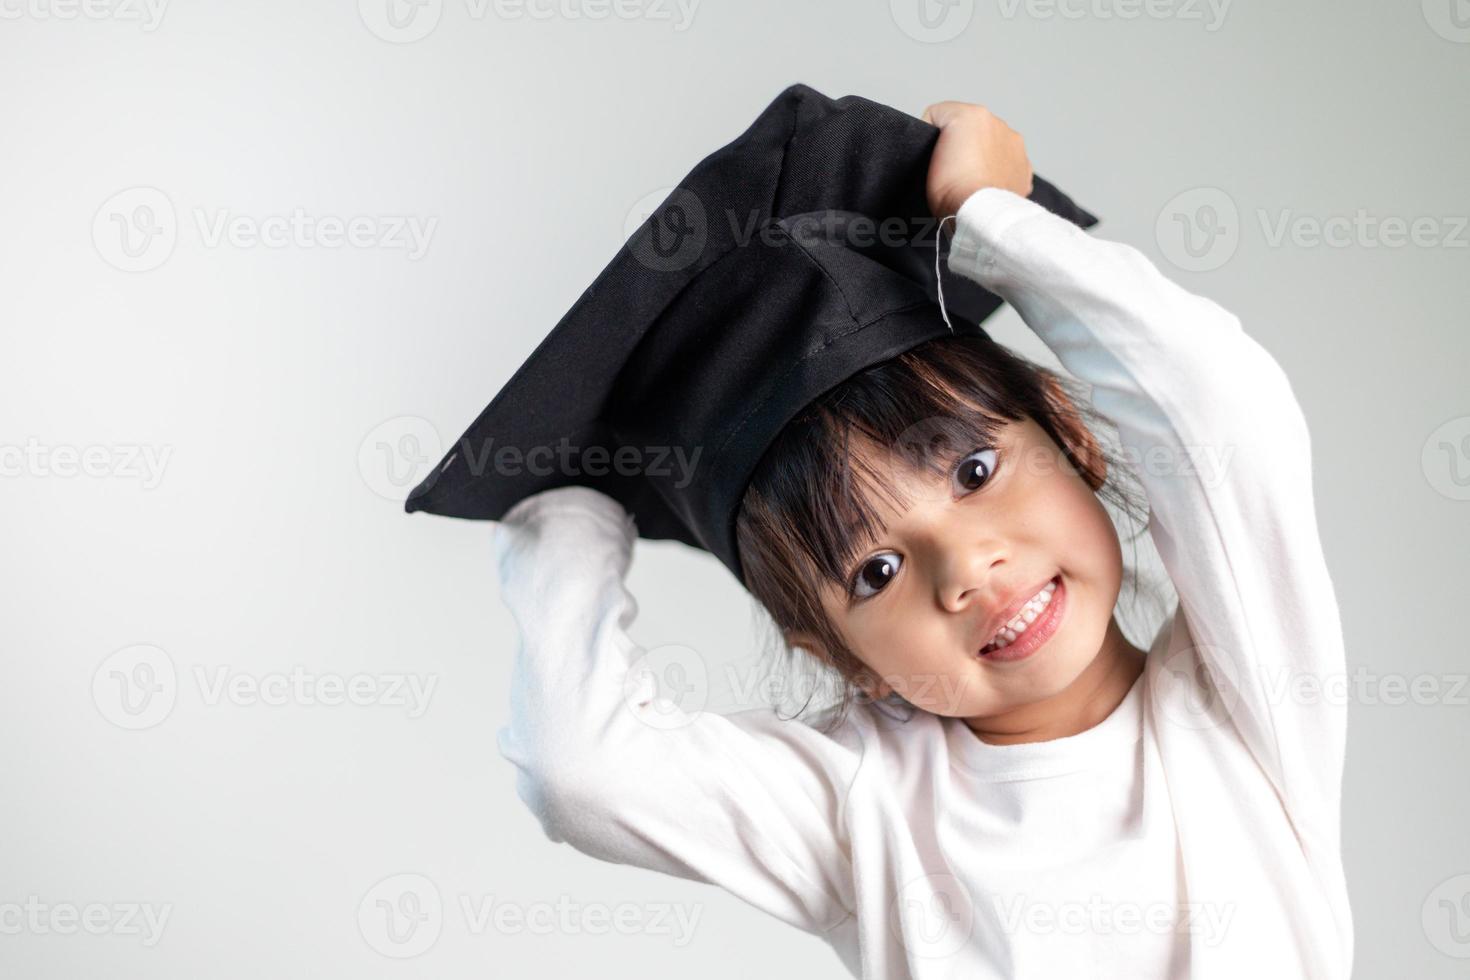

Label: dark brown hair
[734,332,1157,733]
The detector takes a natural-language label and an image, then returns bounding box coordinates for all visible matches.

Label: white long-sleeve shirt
[491,187,1354,979]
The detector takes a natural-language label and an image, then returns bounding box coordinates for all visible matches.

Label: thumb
[921,101,958,128]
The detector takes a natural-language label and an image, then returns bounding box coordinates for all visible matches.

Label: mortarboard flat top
[405,82,1098,582]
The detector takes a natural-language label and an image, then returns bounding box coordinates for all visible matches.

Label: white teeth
[982,580,1057,651]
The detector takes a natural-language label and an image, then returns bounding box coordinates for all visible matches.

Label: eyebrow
[849,521,887,560]
[843,496,901,579]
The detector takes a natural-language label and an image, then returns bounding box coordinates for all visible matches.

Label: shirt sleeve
[946,187,1348,839]
[491,484,857,939]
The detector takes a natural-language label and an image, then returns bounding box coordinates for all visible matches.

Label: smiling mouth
[978,575,1065,663]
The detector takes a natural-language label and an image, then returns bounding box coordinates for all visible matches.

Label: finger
[923,102,955,127]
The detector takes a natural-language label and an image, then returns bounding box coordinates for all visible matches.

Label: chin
[1033,638,1102,695]
[976,593,1109,709]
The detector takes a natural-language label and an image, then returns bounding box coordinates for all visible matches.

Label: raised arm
[945,185,1348,839]
[492,484,857,938]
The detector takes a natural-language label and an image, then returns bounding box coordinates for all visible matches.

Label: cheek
[1014,448,1123,585]
[841,606,958,701]
[1065,488,1124,593]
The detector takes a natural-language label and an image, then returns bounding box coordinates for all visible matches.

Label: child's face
[812,415,1126,725]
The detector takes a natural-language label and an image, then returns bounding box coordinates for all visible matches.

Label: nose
[936,536,1006,614]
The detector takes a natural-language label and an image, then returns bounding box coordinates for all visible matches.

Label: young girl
[491,102,1353,979]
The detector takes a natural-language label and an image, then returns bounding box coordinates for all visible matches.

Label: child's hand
[921,101,1034,220]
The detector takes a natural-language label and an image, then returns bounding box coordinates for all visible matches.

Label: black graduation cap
[405,82,1098,582]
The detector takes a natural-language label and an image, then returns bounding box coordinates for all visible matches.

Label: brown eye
[853,552,901,598]
[953,447,998,494]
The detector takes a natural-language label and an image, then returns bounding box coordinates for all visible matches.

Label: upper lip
[975,575,1057,650]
